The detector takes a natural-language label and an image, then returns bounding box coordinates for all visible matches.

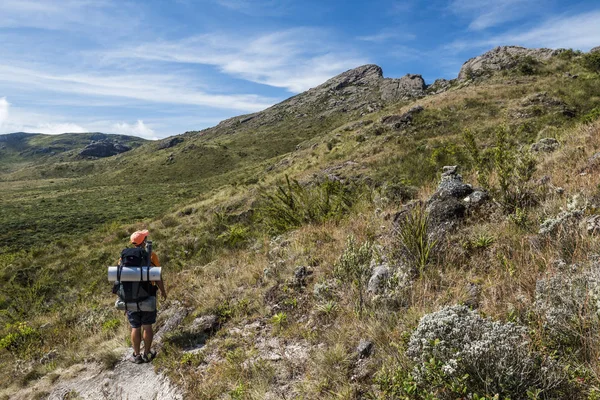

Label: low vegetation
[2,49,600,399]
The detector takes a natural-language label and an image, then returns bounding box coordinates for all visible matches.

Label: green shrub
[466,126,538,213]
[463,129,490,189]
[582,107,600,124]
[582,52,600,74]
[517,55,539,75]
[394,206,436,276]
[101,318,120,333]
[333,236,373,316]
[258,176,361,234]
[0,322,41,358]
[217,224,251,248]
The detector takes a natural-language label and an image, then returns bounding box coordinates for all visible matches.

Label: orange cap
[130,230,149,245]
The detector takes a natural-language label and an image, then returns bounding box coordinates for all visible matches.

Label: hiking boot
[143,350,156,363]
[128,353,144,364]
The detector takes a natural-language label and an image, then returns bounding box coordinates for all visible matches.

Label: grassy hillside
[2,48,600,399]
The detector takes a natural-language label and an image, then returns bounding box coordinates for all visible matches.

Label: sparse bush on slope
[405,305,566,399]
[535,262,600,359]
[258,176,364,234]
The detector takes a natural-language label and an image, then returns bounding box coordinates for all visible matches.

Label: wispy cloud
[0,0,140,34]
[357,29,416,43]
[0,100,88,134]
[447,9,600,52]
[215,0,293,16]
[0,97,9,127]
[449,0,542,30]
[0,64,277,112]
[103,28,368,92]
[35,122,88,134]
[111,120,157,140]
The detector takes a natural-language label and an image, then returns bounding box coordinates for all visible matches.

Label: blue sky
[0,0,599,139]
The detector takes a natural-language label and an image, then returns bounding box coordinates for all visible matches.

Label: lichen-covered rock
[424,166,488,235]
[407,305,563,396]
[157,136,184,150]
[356,339,374,359]
[380,105,424,130]
[427,78,452,94]
[367,265,390,294]
[538,209,583,235]
[463,190,488,207]
[531,137,560,153]
[458,46,556,81]
[188,314,218,334]
[586,215,600,235]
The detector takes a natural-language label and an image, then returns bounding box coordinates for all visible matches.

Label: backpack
[114,247,157,310]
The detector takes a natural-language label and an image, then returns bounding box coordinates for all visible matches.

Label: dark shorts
[127,310,157,328]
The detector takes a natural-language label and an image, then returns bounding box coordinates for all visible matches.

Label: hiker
[118,229,167,364]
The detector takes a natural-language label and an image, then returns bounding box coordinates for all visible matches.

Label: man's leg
[142,324,153,355]
[131,327,142,355]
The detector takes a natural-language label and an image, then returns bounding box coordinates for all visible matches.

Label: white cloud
[0,97,9,127]
[104,28,368,93]
[0,0,140,34]
[0,64,277,112]
[215,0,292,16]
[111,120,157,140]
[450,0,541,31]
[357,29,416,43]
[447,10,600,52]
[35,122,88,134]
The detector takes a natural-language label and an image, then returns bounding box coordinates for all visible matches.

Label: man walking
[123,229,167,364]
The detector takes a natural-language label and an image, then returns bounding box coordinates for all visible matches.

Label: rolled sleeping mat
[115,297,156,312]
[107,266,162,282]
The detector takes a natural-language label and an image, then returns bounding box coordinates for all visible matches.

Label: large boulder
[380,74,427,101]
[458,46,556,81]
[380,105,424,130]
[425,166,487,234]
[157,136,184,150]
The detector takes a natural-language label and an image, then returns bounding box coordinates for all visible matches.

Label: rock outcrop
[531,138,560,153]
[157,136,184,150]
[426,166,488,234]
[458,46,557,81]
[215,64,426,131]
[79,140,131,157]
[380,105,424,130]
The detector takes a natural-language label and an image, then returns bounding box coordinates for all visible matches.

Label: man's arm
[150,252,167,300]
[157,280,167,300]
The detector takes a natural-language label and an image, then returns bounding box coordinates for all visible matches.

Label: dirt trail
[7,306,188,400]
[6,349,183,400]
[46,355,183,400]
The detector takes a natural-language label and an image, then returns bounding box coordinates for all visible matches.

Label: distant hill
[0,131,147,172]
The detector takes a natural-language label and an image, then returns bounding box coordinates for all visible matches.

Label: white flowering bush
[535,264,600,350]
[406,305,564,398]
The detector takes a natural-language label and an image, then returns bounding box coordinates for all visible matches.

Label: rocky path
[7,306,189,400]
[45,354,183,400]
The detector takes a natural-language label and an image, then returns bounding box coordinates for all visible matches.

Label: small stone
[367,265,390,294]
[189,315,218,333]
[357,339,374,359]
[531,138,559,153]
